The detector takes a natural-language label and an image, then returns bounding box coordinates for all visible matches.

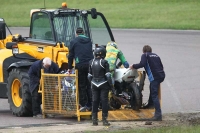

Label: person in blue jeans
[130,45,165,121]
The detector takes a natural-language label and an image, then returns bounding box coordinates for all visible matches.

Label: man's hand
[129,65,134,69]
[67,69,72,74]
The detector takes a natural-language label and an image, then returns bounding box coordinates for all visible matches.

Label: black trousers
[92,83,109,114]
[31,85,41,116]
[76,65,92,107]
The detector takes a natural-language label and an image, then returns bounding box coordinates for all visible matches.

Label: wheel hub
[11,79,22,107]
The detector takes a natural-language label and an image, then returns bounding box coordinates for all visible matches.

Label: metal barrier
[39,70,91,121]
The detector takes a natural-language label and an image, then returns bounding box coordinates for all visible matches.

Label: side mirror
[0,18,6,40]
[6,42,17,49]
[6,42,19,55]
[91,8,97,19]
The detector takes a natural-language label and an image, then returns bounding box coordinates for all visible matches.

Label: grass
[0,0,200,29]
[85,125,200,133]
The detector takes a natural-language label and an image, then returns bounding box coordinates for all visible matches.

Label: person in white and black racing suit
[88,46,113,126]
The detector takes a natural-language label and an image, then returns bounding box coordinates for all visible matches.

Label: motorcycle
[110,62,146,111]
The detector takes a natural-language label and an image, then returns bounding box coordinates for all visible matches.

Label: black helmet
[94,46,106,58]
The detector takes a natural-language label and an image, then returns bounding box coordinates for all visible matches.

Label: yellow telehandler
[0,5,158,120]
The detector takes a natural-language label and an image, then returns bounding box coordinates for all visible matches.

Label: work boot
[102,113,110,126]
[142,103,154,109]
[33,114,42,118]
[92,113,98,126]
[45,114,55,118]
[147,115,162,121]
[86,106,92,111]
[79,106,87,112]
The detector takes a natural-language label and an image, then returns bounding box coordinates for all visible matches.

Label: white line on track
[165,79,183,112]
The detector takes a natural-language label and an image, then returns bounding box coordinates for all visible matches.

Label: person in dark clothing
[130,45,165,121]
[28,57,59,118]
[67,27,94,111]
[88,46,112,126]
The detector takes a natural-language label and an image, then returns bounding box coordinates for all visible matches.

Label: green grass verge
[0,0,200,29]
[86,125,200,133]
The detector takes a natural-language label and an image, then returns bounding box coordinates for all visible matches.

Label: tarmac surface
[1,28,200,132]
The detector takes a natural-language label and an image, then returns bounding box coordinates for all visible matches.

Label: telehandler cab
[0,7,115,116]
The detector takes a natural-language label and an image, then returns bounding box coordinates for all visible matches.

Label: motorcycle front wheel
[130,82,142,111]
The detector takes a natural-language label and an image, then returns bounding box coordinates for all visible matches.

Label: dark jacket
[68,35,94,69]
[133,52,165,82]
[28,59,59,92]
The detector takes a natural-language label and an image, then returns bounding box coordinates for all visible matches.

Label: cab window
[30,12,53,41]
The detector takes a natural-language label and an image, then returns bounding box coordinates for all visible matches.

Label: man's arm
[118,51,126,64]
[87,60,93,82]
[160,58,164,70]
[52,62,59,73]
[132,54,147,69]
[118,51,129,68]
[104,60,113,88]
[68,41,75,69]
[28,64,40,84]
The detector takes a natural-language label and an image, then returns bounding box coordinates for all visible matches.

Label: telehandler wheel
[130,83,142,111]
[7,68,32,116]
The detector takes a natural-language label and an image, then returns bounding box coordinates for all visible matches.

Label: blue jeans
[150,78,164,117]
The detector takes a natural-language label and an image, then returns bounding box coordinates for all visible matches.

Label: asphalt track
[1,28,200,129]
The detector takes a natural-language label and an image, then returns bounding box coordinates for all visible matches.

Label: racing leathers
[88,57,112,126]
[105,45,129,76]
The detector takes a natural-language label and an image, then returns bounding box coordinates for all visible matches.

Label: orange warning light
[62,2,67,8]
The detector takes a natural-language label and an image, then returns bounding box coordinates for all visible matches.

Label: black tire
[139,71,146,92]
[7,68,32,116]
[130,82,142,111]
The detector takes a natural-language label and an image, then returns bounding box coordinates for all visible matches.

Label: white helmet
[107,41,118,49]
